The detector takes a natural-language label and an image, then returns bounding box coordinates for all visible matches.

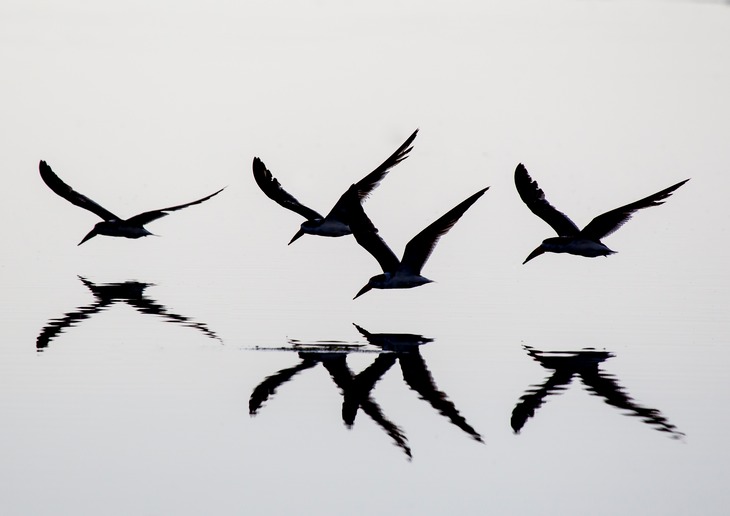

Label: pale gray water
[1,1,730,515]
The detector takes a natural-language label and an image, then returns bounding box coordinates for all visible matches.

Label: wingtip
[252,157,267,174]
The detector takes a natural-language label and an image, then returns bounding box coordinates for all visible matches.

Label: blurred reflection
[249,324,483,459]
[36,276,220,351]
[512,345,684,439]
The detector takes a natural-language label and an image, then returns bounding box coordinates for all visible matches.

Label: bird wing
[125,187,225,226]
[39,160,120,221]
[325,129,419,221]
[398,351,484,442]
[252,157,323,221]
[514,163,580,237]
[579,178,689,240]
[400,187,489,275]
[343,185,400,273]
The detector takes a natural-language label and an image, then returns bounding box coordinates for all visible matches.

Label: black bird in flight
[347,185,489,298]
[252,129,418,244]
[39,160,225,245]
[514,163,689,263]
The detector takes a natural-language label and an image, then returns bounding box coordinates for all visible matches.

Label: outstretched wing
[326,129,419,221]
[39,160,120,221]
[514,164,580,237]
[343,185,400,274]
[252,157,323,221]
[126,187,225,226]
[400,187,489,275]
[580,178,689,240]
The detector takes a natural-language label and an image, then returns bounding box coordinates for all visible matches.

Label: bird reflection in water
[512,345,684,439]
[36,276,220,351]
[249,324,483,459]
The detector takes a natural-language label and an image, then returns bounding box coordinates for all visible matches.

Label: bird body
[347,185,489,298]
[298,218,352,238]
[526,237,615,262]
[39,160,224,245]
[82,221,154,242]
[515,163,688,263]
[253,129,418,244]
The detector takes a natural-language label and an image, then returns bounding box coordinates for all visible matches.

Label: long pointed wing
[320,357,412,459]
[252,157,323,221]
[580,178,689,240]
[39,160,120,221]
[127,296,220,342]
[125,187,225,226]
[399,352,484,442]
[580,368,684,438]
[514,164,580,237]
[400,187,488,275]
[36,301,112,351]
[343,185,400,273]
[510,369,576,433]
[326,129,418,220]
[249,359,318,415]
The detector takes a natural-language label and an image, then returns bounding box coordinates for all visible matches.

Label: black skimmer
[250,325,483,457]
[250,348,411,457]
[252,129,418,244]
[348,186,489,298]
[515,163,689,263]
[36,276,220,351]
[39,160,225,245]
[511,346,683,439]
[353,324,483,443]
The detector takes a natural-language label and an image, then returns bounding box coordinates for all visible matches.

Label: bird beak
[523,246,545,264]
[78,229,98,246]
[288,229,305,245]
[353,284,372,299]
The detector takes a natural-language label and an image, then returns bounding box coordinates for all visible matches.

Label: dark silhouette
[249,347,410,458]
[512,345,684,439]
[514,163,689,263]
[39,160,224,245]
[353,324,483,443]
[345,183,489,298]
[36,276,220,351]
[253,129,417,245]
[249,326,484,458]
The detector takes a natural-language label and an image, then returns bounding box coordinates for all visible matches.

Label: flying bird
[348,185,489,299]
[252,129,418,244]
[39,160,225,245]
[514,163,689,263]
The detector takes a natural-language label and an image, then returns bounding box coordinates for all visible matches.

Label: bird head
[78,224,103,246]
[523,246,545,264]
[288,219,322,245]
[523,237,567,264]
[353,273,389,299]
[353,283,373,299]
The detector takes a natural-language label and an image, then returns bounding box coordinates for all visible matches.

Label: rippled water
[2,1,730,515]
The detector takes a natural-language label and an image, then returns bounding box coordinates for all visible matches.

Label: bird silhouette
[39,160,224,245]
[252,129,418,244]
[515,163,688,263]
[346,185,488,298]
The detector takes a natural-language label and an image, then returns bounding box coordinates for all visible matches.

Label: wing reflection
[353,324,484,444]
[36,276,220,351]
[512,345,684,439]
[249,325,483,459]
